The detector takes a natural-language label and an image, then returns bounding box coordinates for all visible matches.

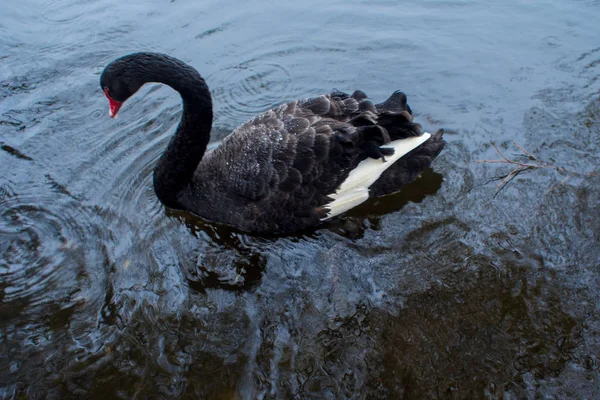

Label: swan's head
[100,54,149,118]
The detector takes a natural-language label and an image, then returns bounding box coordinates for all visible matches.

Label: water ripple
[88,108,103,120]
[207,37,348,128]
[0,178,110,337]
[40,0,87,24]
[211,61,293,122]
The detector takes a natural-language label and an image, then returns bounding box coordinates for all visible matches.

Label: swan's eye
[103,86,113,100]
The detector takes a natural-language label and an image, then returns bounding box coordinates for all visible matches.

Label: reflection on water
[1,0,600,398]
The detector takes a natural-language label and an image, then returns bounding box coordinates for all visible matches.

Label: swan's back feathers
[185,90,444,233]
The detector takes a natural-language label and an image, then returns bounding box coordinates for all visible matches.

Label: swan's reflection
[168,167,443,291]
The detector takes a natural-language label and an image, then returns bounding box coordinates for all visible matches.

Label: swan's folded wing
[203,95,364,203]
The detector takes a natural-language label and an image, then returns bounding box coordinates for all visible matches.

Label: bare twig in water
[475,141,596,196]
[545,174,573,195]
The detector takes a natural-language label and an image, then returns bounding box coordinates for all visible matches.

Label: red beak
[103,88,123,118]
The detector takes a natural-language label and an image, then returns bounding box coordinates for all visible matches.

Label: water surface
[1,0,599,398]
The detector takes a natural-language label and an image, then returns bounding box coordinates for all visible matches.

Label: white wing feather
[322,132,431,220]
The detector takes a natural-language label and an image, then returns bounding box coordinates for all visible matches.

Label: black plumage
[100,53,445,233]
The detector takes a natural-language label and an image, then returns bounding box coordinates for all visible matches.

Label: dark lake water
[2,0,600,398]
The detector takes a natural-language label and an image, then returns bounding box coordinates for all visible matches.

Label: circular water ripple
[96,111,182,223]
[88,108,103,120]
[107,137,166,226]
[0,176,156,396]
[207,36,350,130]
[211,61,293,123]
[40,0,86,24]
[0,181,108,327]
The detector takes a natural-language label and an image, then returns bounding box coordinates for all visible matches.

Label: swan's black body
[101,53,445,233]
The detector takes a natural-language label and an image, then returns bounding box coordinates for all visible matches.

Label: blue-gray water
[1,0,600,398]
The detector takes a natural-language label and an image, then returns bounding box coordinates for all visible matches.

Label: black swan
[100,53,445,233]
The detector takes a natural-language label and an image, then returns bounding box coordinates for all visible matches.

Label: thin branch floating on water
[475,141,596,196]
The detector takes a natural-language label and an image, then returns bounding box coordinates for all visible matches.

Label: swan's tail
[373,91,422,141]
[312,90,445,219]
[375,90,412,114]
[369,128,446,197]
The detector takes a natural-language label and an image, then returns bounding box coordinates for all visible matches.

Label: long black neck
[134,54,213,209]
